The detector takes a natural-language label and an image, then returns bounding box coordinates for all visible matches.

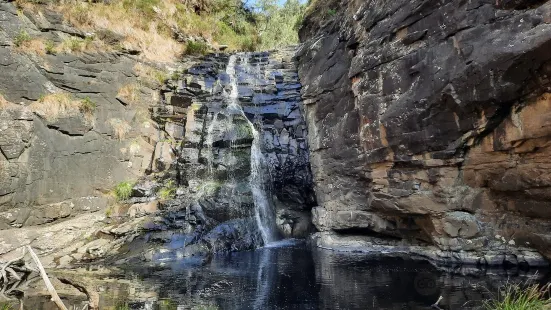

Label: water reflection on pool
[114,240,548,310]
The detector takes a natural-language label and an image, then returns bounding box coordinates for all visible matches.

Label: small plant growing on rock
[29,93,81,121]
[170,71,182,81]
[152,70,168,85]
[483,282,551,310]
[158,180,176,200]
[62,36,94,53]
[134,63,169,86]
[79,97,96,114]
[114,181,135,201]
[13,30,31,47]
[197,181,222,198]
[45,40,56,54]
[184,41,209,55]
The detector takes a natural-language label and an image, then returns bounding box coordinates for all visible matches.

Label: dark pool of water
[114,240,549,310]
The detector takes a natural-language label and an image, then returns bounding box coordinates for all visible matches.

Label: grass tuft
[30,93,80,121]
[45,39,56,54]
[61,36,95,53]
[79,97,97,114]
[117,84,140,104]
[184,40,209,55]
[158,180,176,200]
[483,282,551,310]
[114,181,135,201]
[14,30,31,47]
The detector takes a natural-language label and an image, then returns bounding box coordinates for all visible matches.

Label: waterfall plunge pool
[23,241,549,310]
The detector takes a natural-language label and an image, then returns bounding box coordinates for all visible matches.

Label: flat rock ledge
[310,232,549,268]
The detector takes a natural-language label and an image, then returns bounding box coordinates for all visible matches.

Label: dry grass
[17,0,260,61]
[59,1,183,62]
[15,38,46,55]
[109,118,132,141]
[29,93,82,121]
[29,93,97,122]
[117,84,140,104]
[133,63,168,86]
[0,94,10,109]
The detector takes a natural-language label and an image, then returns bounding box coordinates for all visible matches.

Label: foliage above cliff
[15,0,305,61]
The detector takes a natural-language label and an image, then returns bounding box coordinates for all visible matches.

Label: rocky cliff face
[0,1,175,264]
[297,0,551,266]
[0,0,314,266]
[119,49,315,262]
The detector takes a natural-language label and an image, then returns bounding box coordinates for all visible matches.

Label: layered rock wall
[298,0,551,265]
[0,2,166,262]
[121,50,316,262]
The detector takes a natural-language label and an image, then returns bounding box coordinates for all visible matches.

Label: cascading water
[205,53,279,245]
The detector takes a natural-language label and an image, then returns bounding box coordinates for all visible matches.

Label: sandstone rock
[298,0,551,264]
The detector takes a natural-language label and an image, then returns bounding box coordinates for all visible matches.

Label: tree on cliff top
[253,0,306,50]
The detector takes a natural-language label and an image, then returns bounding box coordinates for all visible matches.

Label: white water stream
[204,54,278,245]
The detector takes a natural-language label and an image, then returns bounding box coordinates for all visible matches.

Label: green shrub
[14,30,31,47]
[184,41,209,55]
[79,97,96,114]
[255,0,306,50]
[327,8,336,16]
[0,304,13,310]
[197,181,222,197]
[114,181,135,201]
[483,282,551,310]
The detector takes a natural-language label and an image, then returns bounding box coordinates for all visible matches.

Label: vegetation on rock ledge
[114,181,135,201]
[15,0,307,61]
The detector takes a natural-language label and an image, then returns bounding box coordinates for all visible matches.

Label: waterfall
[206,54,279,245]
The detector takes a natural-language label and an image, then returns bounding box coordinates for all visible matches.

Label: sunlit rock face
[297,0,551,265]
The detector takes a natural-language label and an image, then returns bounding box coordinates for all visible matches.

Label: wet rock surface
[297,0,551,265]
[105,49,316,264]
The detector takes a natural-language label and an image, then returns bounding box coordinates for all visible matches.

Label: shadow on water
[6,241,549,309]
[112,241,549,310]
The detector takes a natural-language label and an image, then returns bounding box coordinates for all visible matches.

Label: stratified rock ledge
[310,232,549,268]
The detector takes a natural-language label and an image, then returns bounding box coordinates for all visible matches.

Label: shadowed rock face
[297,0,551,265]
